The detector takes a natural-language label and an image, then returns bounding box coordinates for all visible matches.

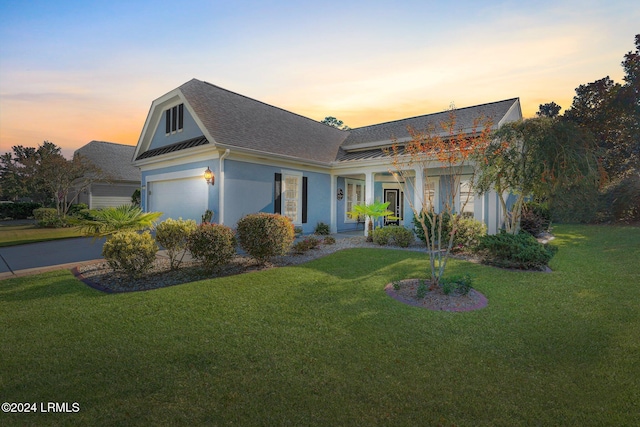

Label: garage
[147,177,208,222]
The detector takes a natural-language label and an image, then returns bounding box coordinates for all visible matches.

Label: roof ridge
[86,140,134,147]
[186,79,349,134]
[349,98,520,131]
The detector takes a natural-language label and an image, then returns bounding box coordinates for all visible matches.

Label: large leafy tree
[475,117,600,233]
[0,141,104,216]
[564,34,639,180]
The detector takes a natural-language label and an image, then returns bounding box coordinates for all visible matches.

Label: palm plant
[347,201,397,241]
[74,204,162,238]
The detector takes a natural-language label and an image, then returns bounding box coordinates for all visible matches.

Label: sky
[1,0,638,158]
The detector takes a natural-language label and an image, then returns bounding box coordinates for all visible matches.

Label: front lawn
[1,225,638,426]
[0,224,84,247]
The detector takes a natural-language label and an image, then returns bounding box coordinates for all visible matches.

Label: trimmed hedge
[477,231,557,270]
[371,225,415,248]
[413,212,486,253]
[156,218,197,270]
[102,231,158,279]
[0,202,41,220]
[236,213,294,264]
[187,223,236,271]
[33,208,64,228]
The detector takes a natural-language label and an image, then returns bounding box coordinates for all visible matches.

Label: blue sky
[1,0,638,157]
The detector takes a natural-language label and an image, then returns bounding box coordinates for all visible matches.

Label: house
[132,79,522,234]
[75,141,141,209]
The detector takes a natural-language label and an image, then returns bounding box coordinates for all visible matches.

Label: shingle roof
[341,98,520,149]
[135,136,209,160]
[179,79,349,164]
[74,141,140,181]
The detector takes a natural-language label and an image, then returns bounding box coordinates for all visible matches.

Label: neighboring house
[133,79,522,234]
[75,141,141,209]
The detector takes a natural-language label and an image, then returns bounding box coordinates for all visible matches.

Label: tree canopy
[320,116,351,130]
[0,141,105,216]
[474,116,600,233]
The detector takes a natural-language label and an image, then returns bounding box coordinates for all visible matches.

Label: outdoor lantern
[204,167,215,185]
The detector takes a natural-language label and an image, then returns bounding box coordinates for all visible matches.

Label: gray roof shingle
[75,141,140,182]
[179,79,349,163]
[341,98,520,149]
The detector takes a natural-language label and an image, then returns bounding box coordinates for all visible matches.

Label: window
[274,171,307,224]
[165,103,184,134]
[423,177,440,213]
[345,179,365,222]
[283,174,300,223]
[460,178,474,218]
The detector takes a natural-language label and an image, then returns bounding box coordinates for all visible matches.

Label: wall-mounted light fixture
[204,167,215,185]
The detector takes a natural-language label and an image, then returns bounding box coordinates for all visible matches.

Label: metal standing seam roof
[135,136,209,160]
[74,141,140,181]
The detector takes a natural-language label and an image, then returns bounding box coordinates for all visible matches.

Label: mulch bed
[385,279,488,312]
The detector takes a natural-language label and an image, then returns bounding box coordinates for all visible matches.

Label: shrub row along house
[132,79,522,234]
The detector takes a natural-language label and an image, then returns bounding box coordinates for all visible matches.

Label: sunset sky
[1,0,638,158]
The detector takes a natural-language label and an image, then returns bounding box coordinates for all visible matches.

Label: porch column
[330,174,337,233]
[364,171,375,237]
[413,166,423,213]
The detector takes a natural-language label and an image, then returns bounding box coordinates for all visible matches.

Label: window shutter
[171,106,177,132]
[302,176,308,224]
[178,104,184,130]
[274,173,282,214]
[165,110,171,134]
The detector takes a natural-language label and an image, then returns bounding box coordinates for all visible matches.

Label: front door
[384,189,402,225]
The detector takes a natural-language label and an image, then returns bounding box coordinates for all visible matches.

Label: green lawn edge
[1,224,639,426]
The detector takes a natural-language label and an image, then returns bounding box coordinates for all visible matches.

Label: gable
[148,101,207,151]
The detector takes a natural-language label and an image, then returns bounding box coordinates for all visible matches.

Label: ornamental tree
[388,110,494,288]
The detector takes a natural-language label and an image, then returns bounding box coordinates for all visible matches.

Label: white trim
[281,169,303,225]
[424,176,440,213]
[344,178,365,224]
[145,168,206,185]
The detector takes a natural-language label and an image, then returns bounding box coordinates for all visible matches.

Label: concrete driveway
[0,237,106,278]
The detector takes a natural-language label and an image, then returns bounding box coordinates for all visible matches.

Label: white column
[218,149,230,224]
[330,174,337,233]
[413,167,423,213]
[364,171,375,237]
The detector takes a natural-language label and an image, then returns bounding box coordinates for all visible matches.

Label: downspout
[218,149,231,224]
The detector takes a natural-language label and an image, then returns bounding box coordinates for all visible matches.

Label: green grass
[0,224,85,247]
[1,224,639,426]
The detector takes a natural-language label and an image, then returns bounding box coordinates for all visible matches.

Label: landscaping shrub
[314,222,330,235]
[520,201,551,236]
[477,231,557,270]
[187,223,236,271]
[155,218,197,270]
[236,213,294,264]
[67,203,89,218]
[372,225,414,248]
[33,208,64,228]
[414,212,485,253]
[323,235,336,245]
[102,231,158,279]
[604,174,640,223]
[450,216,486,253]
[413,211,451,245]
[292,235,322,254]
[440,274,473,296]
[201,209,214,224]
[0,202,41,219]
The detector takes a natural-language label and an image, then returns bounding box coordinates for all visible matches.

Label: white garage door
[148,177,208,222]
